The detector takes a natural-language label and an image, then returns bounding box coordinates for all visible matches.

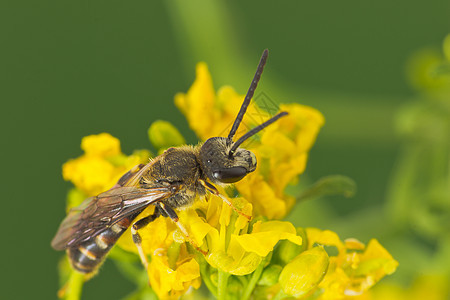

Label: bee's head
[199,137,257,184]
[199,49,288,185]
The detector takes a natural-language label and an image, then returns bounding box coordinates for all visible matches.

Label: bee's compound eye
[213,166,248,183]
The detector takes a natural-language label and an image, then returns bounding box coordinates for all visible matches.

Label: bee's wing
[51,186,175,250]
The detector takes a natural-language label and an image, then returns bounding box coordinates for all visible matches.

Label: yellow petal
[235,175,287,219]
[232,221,302,257]
[148,255,200,300]
[306,228,345,252]
[318,264,351,299]
[62,156,116,196]
[116,206,168,254]
[81,133,121,157]
[345,238,366,251]
[206,247,263,276]
[178,209,215,247]
[175,62,216,140]
[205,194,222,227]
[228,252,263,275]
[205,250,235,273]
[356,239,399,277]
[270,155,307,195]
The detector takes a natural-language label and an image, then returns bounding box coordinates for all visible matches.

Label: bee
[51,49,287,275]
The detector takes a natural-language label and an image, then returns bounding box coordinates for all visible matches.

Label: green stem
[385,146,420,228]
[241,260,265,300]
[218,269,231,300]
[197,254,218,298]
[272,288,288,300]
[64,271,84,300]
[235,275,248,288]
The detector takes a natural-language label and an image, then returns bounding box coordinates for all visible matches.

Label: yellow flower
[62,132,203,299]
[58,63,398,300]
[81,133,121,157]
[62,133,149,197]
[60,130,398,300]
[117,206,174,253]
[118,190,302,276]
[201,196,302,275]
[175,63,263,141]
[114,189,302,298]
[116,206,201,300]
[305,228,399,299]
[147,194,301,276]
[148,251,201,300]
[235,103,324,218]
[175,62,324,219]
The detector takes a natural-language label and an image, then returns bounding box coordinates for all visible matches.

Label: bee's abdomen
[67,218,132,274]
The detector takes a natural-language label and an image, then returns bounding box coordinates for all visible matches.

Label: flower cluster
[176,63,325,219]
[298,229,398,299]
[62,133,150,198]
[58,63,397,300]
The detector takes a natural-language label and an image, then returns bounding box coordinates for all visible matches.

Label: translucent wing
[51,185,176,250]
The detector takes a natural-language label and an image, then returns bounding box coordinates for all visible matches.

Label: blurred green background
[1,0,448,299]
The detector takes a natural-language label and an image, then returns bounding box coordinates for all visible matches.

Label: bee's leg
[131,208,161,269]
[157,202,208,255]
[199,179,252,220]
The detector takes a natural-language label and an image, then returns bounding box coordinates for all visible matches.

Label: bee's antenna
[229,111,288,155]
[227,49,269,144]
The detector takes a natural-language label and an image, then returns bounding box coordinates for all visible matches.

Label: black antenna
[229,111,288,155]
[227,49,269,143]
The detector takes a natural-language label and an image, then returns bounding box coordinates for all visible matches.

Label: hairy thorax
[141,146,206,209]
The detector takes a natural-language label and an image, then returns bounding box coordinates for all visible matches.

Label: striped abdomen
[67,216,134,274]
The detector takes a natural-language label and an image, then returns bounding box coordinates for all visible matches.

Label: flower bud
[66,188,86,212]
[279,246,329,298]
[258,264,282,286]
[148,120,185,151]
[443,34,450,60]
[274,227,307,265]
